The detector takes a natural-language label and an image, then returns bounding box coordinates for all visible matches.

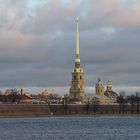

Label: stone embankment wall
[0,104,139,117]
[50,105,140,115]
[0,104,50,117]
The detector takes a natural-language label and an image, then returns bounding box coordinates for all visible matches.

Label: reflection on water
[0,116,139,140]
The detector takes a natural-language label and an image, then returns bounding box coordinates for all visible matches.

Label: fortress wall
[0,104,139,117]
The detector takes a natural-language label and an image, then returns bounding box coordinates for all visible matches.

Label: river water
[0,116,139,140]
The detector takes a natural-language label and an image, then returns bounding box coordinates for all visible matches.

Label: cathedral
[69,18,84,101]
[95,77,118,104]
[69,18,118,104]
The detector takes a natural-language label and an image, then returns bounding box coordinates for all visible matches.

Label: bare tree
[135,92,140,114]
[117,93,125,114]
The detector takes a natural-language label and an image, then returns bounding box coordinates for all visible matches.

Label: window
[80,76,82,80]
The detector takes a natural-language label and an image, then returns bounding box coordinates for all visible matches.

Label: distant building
[104,80,118,100]
[95,77,104,96]
[106,80,112,92]
[5,88,19,96]
[93,77,111,104]
[5,88,33,103]
[41,90,52,98]
[69,18,84,101]
[69,19,118,105]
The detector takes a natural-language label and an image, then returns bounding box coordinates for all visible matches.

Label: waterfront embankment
[0,104,140,117]
[0,104,50,117]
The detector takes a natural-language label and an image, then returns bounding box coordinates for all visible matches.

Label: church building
[69,18,84,101]
[69,18,118,104]
[95,77,104,96]
[94,77,118,104]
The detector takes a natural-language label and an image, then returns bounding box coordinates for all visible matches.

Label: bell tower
[95,77,104,96]
[106,80,112,92]
[69,18,84,100]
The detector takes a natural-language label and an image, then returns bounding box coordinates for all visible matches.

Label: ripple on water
[0,116,139,140]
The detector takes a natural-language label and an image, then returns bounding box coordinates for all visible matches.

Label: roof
[96,77,104,86]
[93,94,111,100]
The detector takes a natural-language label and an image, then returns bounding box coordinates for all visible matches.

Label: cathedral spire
[76,17,80,58]
[75,17,80,67]
[69,18,84,100]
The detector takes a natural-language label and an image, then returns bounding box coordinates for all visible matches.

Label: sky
[0,0,140,94]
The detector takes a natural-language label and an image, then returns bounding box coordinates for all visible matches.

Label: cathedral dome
[96,77,104,86]
[97,82,103,86]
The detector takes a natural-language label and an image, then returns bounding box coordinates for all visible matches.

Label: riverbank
[0,104,50,117]
[1,114,140,119]
[0,104,139,117]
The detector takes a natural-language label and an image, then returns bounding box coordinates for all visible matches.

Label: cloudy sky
[0,0,140,93]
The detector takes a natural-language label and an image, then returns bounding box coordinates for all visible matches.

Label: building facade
[69,18,84,100]
[106,80,112,92]
[95,77,104,96]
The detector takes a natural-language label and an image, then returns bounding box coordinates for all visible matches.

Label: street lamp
[62,95,67,115]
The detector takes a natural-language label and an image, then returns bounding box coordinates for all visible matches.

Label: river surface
[0,116,139,140]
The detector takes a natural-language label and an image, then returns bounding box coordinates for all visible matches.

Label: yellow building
[93,95,113,105]
[69,18,84,101]
[94,78,114,104]
[104,80,118,100]
[69,19,118,104]
[95,77,104,96]
[106,80,112,92]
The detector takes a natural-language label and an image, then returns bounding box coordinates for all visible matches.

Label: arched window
[74,76,76,80]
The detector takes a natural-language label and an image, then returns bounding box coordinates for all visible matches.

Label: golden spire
[75,17,80,64]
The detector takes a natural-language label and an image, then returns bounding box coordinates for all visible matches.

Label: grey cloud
[0,0,140,89]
